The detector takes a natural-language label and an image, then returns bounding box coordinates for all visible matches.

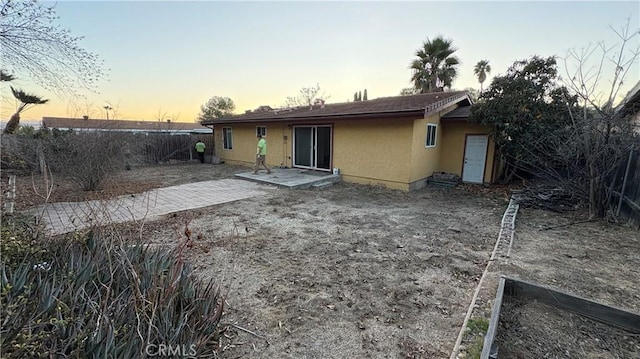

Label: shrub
[43,131,129,191]
[0,214,47,271]
[0,228,224,358]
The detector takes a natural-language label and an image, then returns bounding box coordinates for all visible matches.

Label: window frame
[222,127,233,150]
[425,123,437,148]
[256,126,267,137]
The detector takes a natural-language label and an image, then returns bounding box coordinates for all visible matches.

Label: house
[201,91,497,191]
[42,117,211,135]
[616,81,640,134]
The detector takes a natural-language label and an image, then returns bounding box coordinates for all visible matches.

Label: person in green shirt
[253,134,271,174]
[195,140,206,163]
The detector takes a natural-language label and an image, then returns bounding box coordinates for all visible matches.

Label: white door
[462,135,488,183]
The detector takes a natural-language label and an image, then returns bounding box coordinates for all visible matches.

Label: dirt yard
[4,163,639,358]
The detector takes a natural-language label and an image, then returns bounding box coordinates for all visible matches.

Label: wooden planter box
[482,276,640,359]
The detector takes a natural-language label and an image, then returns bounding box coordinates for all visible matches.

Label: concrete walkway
[33,179,269,236]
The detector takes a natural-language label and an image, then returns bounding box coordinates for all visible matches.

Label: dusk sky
[3,0,639,123]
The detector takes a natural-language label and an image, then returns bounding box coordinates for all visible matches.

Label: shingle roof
[42,117,209,132]
[441,105,471,119]
[202,91,470,125]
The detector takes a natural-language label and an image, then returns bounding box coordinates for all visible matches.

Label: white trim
[256,126,267,137]
[292,125,332,171]
[425,123,437,148]
[222,127,233,150]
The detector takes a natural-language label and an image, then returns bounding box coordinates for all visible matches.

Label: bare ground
[4,163,639,358]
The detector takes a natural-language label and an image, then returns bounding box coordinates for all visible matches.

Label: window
[223,127,233,150]
[425,124,437,148]
[256,126,266,137]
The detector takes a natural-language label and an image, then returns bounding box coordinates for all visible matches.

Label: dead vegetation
[3,163,639,358]
[496,298,639,359]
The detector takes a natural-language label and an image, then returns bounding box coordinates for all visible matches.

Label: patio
[234,167,341,189]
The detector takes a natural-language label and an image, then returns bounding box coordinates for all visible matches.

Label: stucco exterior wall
[214,123,289,168]
[333,118,414,190]
[408,113,442,190]
[438,121,496,183]
[212,109,495,189]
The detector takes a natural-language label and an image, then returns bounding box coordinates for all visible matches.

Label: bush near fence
[1,131,215,173]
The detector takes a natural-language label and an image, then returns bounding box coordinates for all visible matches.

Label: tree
[197,96,235,123]
[471,19,640,219]
[473,60,491,92]
[0,0,105,95]
[399,88,416,96]
[469,56,577,184]
[353,89,367,102]
[556,19,640,218]
[3,73,49,134]
[410,36,460,93]
[284,83,329,108]
[462,87,480,102]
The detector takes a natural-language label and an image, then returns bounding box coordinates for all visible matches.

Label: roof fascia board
[205,110,424,125]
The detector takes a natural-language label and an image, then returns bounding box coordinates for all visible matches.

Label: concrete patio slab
[234,168,341,189]
[31,179,269,236]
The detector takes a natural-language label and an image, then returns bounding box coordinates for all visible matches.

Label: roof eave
[203,109,426,125]
[202,92,471,126]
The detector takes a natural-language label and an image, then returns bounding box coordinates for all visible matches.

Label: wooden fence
[141,133,214,164]
[0,132,216,173]
[615,150,640,227]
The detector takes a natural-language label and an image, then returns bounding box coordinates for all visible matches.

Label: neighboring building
[0,120,41,131]
[42,117,211,135]
[201,91,497,190]
[616,81,640,134]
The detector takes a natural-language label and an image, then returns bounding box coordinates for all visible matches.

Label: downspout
[282,123,287,168]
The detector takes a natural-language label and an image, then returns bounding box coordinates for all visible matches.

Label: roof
[202,91,470,125]
[615,80,640,118]
[42,117,210,133]
[440,105,471,119]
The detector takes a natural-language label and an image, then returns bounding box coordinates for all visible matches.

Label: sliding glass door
[293,125,332,171]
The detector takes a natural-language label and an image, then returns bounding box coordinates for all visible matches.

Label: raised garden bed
[482,276,640,358]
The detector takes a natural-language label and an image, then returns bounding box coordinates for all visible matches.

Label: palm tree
[0,70,16,82]
[474,60,491,92]
[410,36,460,93]
[2,70,49,134]
[3,86,49,134]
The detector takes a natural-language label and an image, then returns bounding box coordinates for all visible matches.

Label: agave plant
[1,225,225,358]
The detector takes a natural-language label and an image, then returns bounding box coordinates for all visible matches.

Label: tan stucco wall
[439,121,496,183]
[212,109,495,190]
[409,113,442,188]
[213,123,290,168]
[333,118,414,190]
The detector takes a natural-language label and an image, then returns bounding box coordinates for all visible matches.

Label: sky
[2,0,639,124]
